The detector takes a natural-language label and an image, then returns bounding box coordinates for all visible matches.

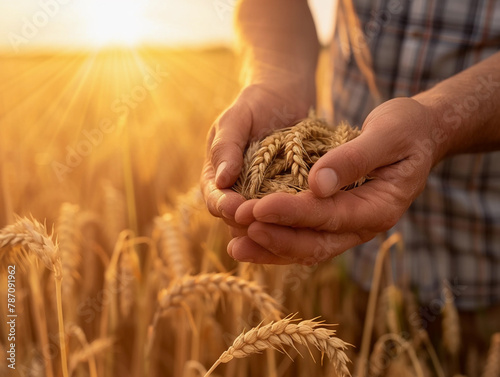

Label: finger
[210,102,252,189]
[253,176,408,233]
[309,127,407,198]
[234,199,259,225]
[201,159,246,221]
[228,236,293,265]
[247,222,371,265]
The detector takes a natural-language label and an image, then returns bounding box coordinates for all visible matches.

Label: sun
[82,0,148,47]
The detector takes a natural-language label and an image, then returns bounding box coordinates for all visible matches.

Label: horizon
[0,0,334,54]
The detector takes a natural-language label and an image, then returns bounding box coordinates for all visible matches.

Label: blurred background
[0,0,334,229]
[2,2,496,377]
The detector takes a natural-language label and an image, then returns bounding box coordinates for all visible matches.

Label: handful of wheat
[233,115,365,199]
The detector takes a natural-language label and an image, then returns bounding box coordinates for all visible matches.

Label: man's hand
[229,98,440,264]
[201,0,319,233]
[201,84,313,230]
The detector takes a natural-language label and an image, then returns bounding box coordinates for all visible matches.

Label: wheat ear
[157,272,281,318]
[154,213,191,279]
[146,273,282,357]
[204,316,352,377]
[57,203,81,297]
[245,134,284,198]
[0,216,69,377]
[0,215,61,277]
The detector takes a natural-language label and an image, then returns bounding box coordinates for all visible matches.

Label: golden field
[0,48,498,377]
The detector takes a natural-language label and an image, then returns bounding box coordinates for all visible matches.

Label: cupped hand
[201,82,314,229]
[229,97,443,265]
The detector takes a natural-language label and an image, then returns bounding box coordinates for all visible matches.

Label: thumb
[308,128,401,197]
[209,101,252,189]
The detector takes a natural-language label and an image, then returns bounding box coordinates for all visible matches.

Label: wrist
[412,91,454,166]
[240,78,317,121]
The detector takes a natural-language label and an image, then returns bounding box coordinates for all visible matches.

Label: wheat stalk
[385,285,402,335]
[442,284,461,357]
[69,337,114,375]
[204,316,352,377]
[403,290,446,377]
[357,233,404,377]
[482,333,500,377]
[367,333,424,377]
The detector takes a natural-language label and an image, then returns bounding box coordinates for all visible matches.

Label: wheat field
[0,47,498,377]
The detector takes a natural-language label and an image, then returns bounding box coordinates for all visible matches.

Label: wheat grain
[0,215,61,278]
[204,316,352,377]
[482,333,500,377]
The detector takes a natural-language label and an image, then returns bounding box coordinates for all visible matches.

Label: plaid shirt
[332,0,500,310]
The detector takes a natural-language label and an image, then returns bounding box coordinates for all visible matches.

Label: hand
[229,97,442,265]
[201,82,315,230]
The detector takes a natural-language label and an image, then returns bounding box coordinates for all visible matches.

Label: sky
[0,0,335,52]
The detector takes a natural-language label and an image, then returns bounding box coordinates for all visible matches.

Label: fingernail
[250,229,270,247]
[215,161,228,186]
[315,168,338,197]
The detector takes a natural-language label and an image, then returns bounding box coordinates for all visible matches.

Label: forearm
[235,0,320,98]
[414,51,500,163]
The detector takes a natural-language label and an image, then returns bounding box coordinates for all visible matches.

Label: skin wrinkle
[315,196,342,232]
